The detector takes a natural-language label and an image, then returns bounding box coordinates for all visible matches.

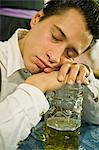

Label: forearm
[0,83,49,149]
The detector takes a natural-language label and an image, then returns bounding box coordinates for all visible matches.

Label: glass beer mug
[44,83,83,150]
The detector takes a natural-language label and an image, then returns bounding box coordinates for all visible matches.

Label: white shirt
[0,29,49,150]
[0,29,99,150]
[90,39,99,76]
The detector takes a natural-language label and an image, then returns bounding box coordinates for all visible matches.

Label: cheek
[23,49,34,66]
[39,38,52,52]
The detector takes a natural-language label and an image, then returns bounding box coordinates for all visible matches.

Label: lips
[36,57,48,69]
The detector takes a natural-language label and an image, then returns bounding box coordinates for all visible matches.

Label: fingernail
[68,80,73,84]
[85,80,89,84]
[77,80,81,84]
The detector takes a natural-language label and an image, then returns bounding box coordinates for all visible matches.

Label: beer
[43,84,83,149]
[44,116,80,150]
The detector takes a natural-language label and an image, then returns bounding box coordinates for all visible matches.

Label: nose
[46,48,64,64]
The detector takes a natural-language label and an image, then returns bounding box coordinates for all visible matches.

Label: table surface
[18,121,99,150]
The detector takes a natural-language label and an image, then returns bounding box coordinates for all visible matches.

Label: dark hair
[42,0,99,40]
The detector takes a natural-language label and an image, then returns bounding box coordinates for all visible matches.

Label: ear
[30,10,44,28]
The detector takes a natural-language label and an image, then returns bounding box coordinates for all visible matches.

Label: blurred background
[0,0,47,41]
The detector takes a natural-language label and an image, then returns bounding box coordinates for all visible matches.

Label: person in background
[0,0,99,149]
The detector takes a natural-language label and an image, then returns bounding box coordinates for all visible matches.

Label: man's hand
[25,71,64,93]
[44,61,89,85]
[25,61,89,93]
[43,56,89,85]
[57,62,89,84]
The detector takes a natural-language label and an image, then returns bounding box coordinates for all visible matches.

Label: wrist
[25,77,46,93]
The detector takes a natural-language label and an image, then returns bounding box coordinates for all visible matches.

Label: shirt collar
[7,28,28,77]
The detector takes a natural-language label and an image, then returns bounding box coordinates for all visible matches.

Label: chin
[26,63,42,74]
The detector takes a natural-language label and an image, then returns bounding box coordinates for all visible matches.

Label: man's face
[20,9,93,74]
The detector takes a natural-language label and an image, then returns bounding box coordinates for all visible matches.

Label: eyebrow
[53,25,80,55]
[54,25,86,55]
[53,24,66,39]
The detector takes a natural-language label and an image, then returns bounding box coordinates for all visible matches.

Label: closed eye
[52,34,62,42]
[64,48,79,59]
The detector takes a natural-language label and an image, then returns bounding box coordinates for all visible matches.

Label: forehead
[50,9,88,36]
[42,9,93,53]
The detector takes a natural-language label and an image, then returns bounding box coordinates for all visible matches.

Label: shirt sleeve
[82,68,99,125]
[0,83,49,150]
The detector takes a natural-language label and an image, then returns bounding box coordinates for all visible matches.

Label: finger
[76,64,89,84]
[66,63,80,84]
[57,63,71,82]
[44,67,54,73]
[81,64,89,77]
[63,73,69,84]
[44,66,60,73]
[82,77,89,85]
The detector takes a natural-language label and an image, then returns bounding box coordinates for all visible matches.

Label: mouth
[36,56,49,70]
